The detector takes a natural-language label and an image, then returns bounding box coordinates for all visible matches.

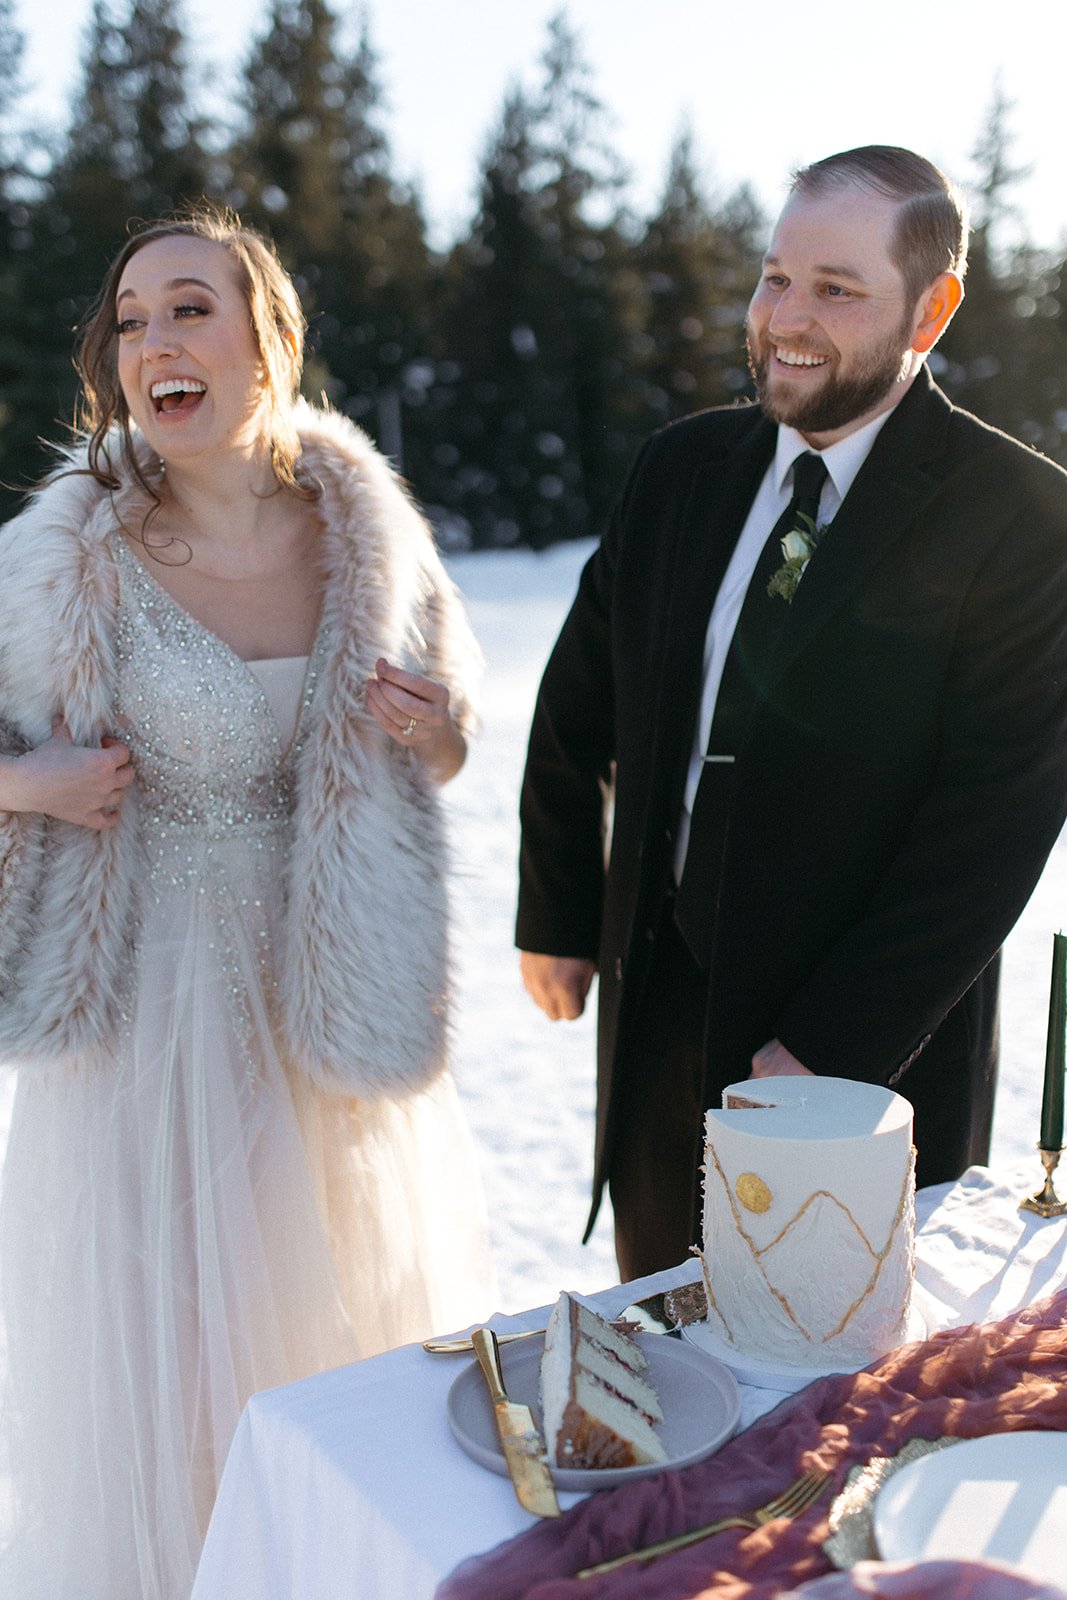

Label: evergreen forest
[2,0,1065,547]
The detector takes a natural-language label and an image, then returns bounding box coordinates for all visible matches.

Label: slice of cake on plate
[539,1290,667,1469]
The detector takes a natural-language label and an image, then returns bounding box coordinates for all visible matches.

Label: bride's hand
[365,658,467,783]
[0,716,134,829]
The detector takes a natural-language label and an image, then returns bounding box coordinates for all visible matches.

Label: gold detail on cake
[735,1172,773,1213]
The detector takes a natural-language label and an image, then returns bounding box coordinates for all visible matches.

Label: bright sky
[13,0,1067,254]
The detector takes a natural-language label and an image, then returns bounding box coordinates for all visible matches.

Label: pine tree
[440,10,642,548]
[0,0,23,202]
[230,1,432,460]
[438,88,569,546]
[119,0,210,216]
[635,126,764,430]
[10,0,209,494]
[524,10,645,542]
[933,82,1065,455]
[47,0,208,270]
[0,0,35,509]
[1026,245,1067,466]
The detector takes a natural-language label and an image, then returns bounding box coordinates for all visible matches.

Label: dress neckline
[109,530,323,668]
[110,531,326,765]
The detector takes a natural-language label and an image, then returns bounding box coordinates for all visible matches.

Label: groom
[517,145,1067,1279]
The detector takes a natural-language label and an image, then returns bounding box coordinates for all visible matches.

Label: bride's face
[115,235,271,466]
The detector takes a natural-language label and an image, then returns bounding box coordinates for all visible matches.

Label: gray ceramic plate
[447,1333,741,1492]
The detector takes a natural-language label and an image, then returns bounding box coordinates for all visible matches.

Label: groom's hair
[790,145,969,306]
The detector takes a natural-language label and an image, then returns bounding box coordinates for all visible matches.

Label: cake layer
[555,1375,665,1468]
[700,1076,915,1368]
[570,1294,651,1378]
[540,1290,667,1469]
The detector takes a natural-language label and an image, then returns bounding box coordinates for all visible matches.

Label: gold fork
[574,1466,833,1579]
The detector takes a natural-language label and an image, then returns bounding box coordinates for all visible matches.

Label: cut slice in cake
[539,1289,667,1469]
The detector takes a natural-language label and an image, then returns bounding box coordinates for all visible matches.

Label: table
[189,1166,1067,1600]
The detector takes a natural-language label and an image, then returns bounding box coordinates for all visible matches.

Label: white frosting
[700,1077,915,1367]
[540,1292,572,1457]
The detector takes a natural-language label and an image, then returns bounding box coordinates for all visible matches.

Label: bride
[0,208,496,1598]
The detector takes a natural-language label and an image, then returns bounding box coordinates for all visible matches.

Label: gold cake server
[617,1278,708,1335]
[424,1278,707,1354]
[471,1326,561,1519]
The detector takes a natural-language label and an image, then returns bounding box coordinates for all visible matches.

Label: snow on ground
[0,538,1063,1321]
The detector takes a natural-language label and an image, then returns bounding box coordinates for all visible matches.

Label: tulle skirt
[0,839,496,1599]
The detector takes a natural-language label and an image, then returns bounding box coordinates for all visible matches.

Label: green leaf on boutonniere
[767,512,827,603]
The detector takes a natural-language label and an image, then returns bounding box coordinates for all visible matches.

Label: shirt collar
[773,405,898,507]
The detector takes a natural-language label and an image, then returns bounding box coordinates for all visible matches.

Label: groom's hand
[750,1038,813,1077]
[520,952,596,1021]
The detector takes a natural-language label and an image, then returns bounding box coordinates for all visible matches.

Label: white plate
[873,1430,1067,1584]
[681,1303,927,1393]
[447,1333,741,1492]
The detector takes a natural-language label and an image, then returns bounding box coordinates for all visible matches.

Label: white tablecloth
[190,1165,1067,1600]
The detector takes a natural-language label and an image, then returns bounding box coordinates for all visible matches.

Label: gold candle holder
[1020,1146,1067,1218]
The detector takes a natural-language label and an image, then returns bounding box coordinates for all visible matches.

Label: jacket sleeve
[515,441,656,959]
[776,487,1067,1083]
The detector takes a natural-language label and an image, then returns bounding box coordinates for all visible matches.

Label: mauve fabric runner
[435,1287,1067,1600]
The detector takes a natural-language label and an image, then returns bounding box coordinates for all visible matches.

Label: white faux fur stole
[0,405,480,1098]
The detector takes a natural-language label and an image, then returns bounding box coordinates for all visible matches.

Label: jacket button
[614,957,623,981]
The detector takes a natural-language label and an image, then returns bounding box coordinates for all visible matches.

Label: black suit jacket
[517,370,1067,1228]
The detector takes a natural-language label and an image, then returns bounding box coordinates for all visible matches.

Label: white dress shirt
[673,408,896,880]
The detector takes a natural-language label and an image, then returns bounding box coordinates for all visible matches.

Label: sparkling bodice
[109,532,325,887]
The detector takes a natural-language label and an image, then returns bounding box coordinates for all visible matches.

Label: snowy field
[0,537,1064,1318]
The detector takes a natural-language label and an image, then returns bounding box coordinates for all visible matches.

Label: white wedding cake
[698,1076,915,1370]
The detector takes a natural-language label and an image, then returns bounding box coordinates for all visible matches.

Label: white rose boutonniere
[767,512,827,603]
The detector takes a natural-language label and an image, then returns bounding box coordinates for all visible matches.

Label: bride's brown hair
[74,203,319,512]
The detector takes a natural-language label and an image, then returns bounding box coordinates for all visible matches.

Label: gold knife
[471,1326,561,1519]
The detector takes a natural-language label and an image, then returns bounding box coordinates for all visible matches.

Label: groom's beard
[746,315,914,436]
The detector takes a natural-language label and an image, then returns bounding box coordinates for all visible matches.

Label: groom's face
[745,186,922,447]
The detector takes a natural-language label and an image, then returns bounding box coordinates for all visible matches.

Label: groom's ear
[910,271,964,354]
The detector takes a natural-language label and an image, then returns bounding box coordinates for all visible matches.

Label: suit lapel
[770,370,954,680]
[645,372,956,797]
[649,414,776,811]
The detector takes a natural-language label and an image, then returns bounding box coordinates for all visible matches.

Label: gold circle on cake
[735,1172,773,1213]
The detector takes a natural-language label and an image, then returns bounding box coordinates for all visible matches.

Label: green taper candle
[1040,931,1067,1151]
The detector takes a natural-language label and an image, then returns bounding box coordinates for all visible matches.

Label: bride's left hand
[365,658,467,782]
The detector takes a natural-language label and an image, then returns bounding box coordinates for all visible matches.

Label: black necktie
[674,451,828,966]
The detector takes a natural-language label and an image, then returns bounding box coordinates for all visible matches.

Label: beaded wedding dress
[0,532,496,1599]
